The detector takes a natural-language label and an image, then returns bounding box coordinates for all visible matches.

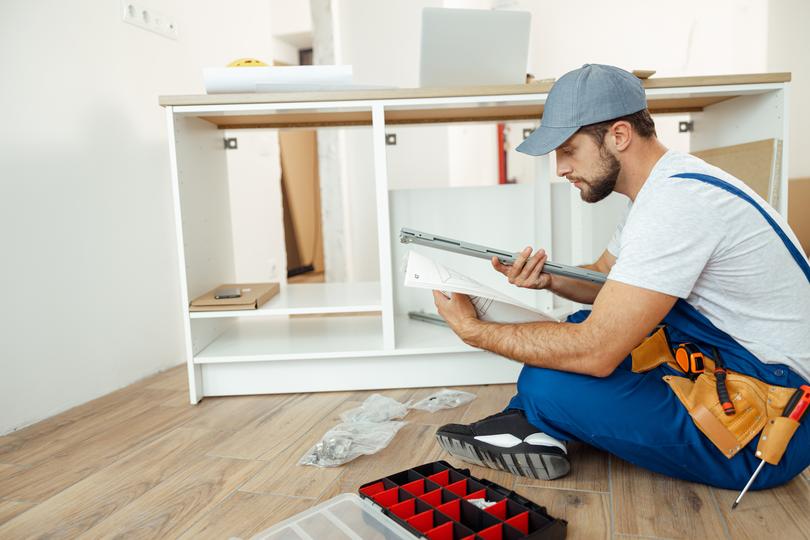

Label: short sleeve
[607,180,725,298]
[606,202,631,257]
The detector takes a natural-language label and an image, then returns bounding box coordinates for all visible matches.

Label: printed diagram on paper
[404,250,559,324]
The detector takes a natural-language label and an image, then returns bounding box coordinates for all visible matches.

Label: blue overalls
[508,173,810,490]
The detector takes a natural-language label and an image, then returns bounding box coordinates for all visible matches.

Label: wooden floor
[1,366,809,539]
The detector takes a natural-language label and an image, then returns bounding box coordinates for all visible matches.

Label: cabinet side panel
[175,115,236,299]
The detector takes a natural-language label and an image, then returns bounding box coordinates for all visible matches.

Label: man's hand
[492,246,552,290]
[432,290,479,343]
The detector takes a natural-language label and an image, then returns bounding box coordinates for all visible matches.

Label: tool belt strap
[631,326,799,462]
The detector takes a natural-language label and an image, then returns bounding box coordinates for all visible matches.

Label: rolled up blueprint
[203,65,353,94]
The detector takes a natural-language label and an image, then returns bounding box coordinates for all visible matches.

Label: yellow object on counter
[227,58,268,67]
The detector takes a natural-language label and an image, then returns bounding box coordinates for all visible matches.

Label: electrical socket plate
[121,0,178,40]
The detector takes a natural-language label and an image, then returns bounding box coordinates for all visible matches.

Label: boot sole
[436,431,570,481]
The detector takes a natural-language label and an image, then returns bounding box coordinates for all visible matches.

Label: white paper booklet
[404,251,559,324]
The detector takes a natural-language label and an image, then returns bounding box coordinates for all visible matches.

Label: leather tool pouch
[757,416,801,465]
[631,326,675,372]
[630,328,797,460]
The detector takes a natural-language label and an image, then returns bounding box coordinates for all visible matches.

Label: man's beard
[572,149,620,203]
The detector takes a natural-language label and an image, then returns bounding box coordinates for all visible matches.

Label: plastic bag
[340,394,410,423]
[409,389,476,412]
[467,498,497,510]
[299,421,407,467]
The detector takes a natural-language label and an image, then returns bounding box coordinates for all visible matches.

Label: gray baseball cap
[517,64,647,156]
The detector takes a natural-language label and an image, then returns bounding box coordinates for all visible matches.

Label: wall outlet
[121,0,178,40]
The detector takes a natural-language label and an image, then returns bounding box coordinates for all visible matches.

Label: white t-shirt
[606,150,810,382]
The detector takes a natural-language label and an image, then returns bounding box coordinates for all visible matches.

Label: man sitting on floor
[432,64,810,490]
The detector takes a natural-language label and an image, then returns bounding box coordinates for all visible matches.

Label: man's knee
[515,365,593,411]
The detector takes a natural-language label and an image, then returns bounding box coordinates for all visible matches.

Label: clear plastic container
[250,493,414,540]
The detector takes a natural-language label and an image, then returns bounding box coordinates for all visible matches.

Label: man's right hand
[492,246,553,290]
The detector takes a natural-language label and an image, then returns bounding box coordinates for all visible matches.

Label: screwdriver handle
[783,385,810,422]
[711,346,735,416]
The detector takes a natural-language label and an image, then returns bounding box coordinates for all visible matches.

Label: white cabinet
[161,73,790,403]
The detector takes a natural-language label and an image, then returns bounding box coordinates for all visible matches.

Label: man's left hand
[432,290,480,344]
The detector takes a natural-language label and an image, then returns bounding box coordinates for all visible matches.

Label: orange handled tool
[711,346,735,416]
[783,385,810,422]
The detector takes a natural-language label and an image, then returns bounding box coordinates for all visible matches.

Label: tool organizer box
[358,461,567,539]
[251,461,566,540]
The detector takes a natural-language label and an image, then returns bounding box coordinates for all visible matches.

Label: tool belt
[631,326,801,464]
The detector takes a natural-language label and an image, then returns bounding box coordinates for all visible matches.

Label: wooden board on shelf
[195,95,737,130]
[788,178,810,254]
[692,138,782,204]
[159,72,790,107]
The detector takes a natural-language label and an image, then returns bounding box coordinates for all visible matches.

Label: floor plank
[177,491,313,540]
[0,404,196,502]
[239,400,360,499]
[0,428,230,538]
[3,366,808,539]
[460,383,517,424]
[612,457,728,538]
[512,484,611,540]
[0,389,175,466]
[75,456,263,539]
[207,392,352,461]
[181,393,290,432]
[515,442,610,493]
[0,499,35,528]
[713,477,810,539]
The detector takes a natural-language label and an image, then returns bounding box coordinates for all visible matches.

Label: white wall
[767,0,810,178]
[0,0,281,434]
[331,0,775,274]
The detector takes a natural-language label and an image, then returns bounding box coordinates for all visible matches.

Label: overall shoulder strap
[670,172,810,283]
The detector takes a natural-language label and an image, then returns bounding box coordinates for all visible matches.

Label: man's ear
[610,121,632,152]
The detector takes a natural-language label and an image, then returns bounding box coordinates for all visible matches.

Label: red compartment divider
[402,479,427,496]
[372,487,400,508]
[359,481,385,497]
[389,498,417,520]
[427,469,450,486]
[462,488,487,501]
[420,488,443,507]
[505,511,529,534]
[435,499,461,521]
[478,523,504,540]
[446,479,468,497]
[484,499,507,519]
[406,509,437,533]
[425,521,452,540]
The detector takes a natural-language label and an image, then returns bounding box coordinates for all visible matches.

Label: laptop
[419,7,531,88]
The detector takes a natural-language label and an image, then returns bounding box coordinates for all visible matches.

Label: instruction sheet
[404,250,559,324]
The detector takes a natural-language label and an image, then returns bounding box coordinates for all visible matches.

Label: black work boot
[435,409,570,480]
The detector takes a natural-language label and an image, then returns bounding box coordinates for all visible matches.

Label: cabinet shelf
[194,315,384,363]
[189,282,381,319]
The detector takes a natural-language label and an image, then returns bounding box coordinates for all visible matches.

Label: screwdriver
[732,384,810,509]
[711,346,736,416]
